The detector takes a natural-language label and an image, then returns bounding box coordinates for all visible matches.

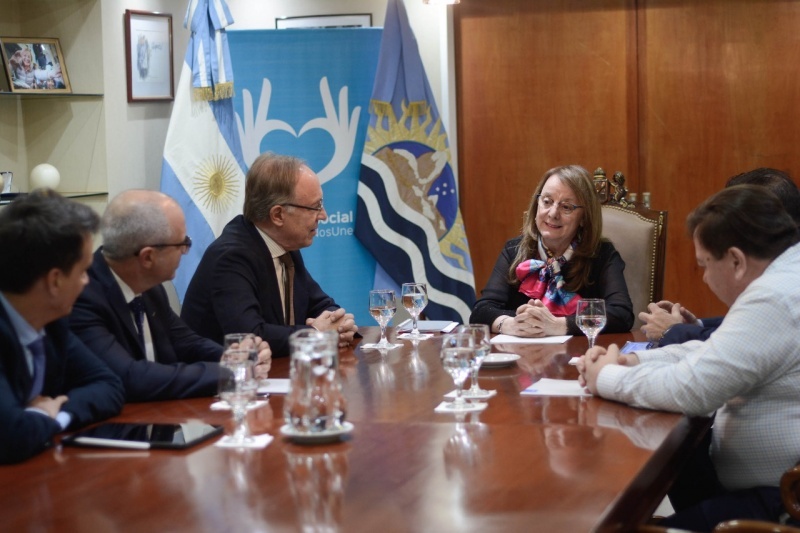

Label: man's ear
[136,247,156,269]
[270,205,285,227]
[43,268,61,296]
[728,247,748,279]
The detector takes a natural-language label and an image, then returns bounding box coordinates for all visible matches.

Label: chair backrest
[594,168,668,330]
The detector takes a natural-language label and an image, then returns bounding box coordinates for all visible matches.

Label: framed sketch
[125,10,173,102]
[0,37,71,94]
[275,14,372,29]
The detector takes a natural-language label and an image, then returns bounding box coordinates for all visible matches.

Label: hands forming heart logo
[237,77,361,186]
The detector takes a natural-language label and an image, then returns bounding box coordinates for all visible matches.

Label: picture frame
[0,37,72,94]
[124,10,174,102]
[275,14,373,29]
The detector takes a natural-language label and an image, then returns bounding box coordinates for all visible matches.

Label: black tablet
[61,422,223,450]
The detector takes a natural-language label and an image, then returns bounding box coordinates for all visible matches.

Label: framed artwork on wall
[0,37,72,94]
[125,10,174,102]
[275,14,372,29]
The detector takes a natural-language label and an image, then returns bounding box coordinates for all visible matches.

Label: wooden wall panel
[456,0,800,319]
[456,0,635,302]
[638,0,800,317]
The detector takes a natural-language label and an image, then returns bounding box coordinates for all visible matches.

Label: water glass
[576,299,607,349]
[401,282,429,339]
[458,324,493,398]
[218,354,257,444]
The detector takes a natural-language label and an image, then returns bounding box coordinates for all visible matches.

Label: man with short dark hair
[639,167,800,345]
[182,153,358,357]
[579,185,800,530]
[69,190,271,402]
[0,190,124,464]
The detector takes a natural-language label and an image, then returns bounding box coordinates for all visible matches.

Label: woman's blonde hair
[508,165,603,292]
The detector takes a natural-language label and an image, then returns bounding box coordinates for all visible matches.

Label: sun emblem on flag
[192,155,240,213]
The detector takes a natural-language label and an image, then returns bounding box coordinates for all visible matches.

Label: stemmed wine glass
[399,283,431,340]
[218,351,258,445]
[362,289,401,350]
[458,324,495,399]
[576,299,607,349]
[439,332,476,411]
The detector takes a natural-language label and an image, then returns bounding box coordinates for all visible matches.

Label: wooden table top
[0,327,709,533]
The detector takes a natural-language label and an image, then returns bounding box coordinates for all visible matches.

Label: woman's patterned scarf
[515,239,582,316]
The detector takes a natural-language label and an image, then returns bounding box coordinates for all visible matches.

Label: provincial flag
[160,0,247,299]
[355,0,476,322]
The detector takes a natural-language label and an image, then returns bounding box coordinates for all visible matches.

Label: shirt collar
[254,224,288,260]
[0,292,44,347]
[109,268,138,303]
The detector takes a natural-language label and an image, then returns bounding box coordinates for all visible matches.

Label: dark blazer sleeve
[563,242,634,335]
[69,252,224,402]
[0,316,124,464]
[658,318,722,347]
[470,238,634,335]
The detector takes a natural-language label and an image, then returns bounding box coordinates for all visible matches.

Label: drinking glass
[458,324,494,398]
[362,289,401,350]
[223,333,258,363]
[440,332,476,411]
[401,282,430,340]
[218,353,257,445]
[575,299,607,349]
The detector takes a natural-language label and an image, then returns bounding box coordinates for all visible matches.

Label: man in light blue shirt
[0,190,124,464]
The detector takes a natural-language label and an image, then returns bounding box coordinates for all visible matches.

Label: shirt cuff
[596,363,631,399]
[55,411,72,431]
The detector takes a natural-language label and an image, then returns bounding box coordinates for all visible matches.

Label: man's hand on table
[307,308,358,348]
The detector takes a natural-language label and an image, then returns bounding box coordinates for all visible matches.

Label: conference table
[0,327,710,532]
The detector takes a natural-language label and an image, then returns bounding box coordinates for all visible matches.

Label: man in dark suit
[0,190,125,464]
[69,190,271,402]
[182,153,358,357]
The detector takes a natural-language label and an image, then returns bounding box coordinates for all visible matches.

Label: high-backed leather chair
[594,168,668,331]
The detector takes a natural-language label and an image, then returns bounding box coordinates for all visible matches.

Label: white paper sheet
[490,334,572,344]
[520,378,591,397]
[257,379,290,395]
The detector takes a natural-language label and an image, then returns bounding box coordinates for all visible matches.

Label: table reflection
[443,411,491,480]
[285,445,350,532]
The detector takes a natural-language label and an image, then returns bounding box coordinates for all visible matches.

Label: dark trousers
[661,429,794,532]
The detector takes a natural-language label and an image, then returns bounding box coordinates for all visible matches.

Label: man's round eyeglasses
[282,200,324,212]
[134,235,192,256]
[536,194,583,216]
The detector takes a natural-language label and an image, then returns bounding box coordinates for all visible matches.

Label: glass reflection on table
[285,446,350,532]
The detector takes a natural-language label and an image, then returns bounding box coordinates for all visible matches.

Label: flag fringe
[192,82,234,102]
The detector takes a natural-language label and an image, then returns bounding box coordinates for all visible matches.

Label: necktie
[279,253,295,326]
[27,337,46,402]
[129,296,146,350]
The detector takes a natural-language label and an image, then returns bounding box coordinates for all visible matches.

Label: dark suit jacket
[470,237,635,335]
[659,316,724,347]
[69,249,224,402]
[0,309,124,464]
[181,215,337,357]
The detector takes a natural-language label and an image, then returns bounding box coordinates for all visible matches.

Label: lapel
[0,303,33,401]
[242,218,286,322]
[92,250,146,359]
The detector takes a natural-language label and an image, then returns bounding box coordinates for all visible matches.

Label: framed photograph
[275,14,372,29]
[0,37,71,94]
[124,10,173,102]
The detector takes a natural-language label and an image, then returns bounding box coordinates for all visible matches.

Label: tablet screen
[62,421,223,450]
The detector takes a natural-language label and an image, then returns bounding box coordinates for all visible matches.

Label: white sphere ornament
[30,163,61,191]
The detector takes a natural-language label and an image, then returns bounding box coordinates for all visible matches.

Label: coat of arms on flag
[356,0,476,322]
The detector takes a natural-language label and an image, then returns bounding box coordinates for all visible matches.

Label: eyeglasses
[134,235,192,256]
[536,194,583,216]
[282,200,324,212]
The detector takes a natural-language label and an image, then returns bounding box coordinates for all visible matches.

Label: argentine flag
[160,0,247,299]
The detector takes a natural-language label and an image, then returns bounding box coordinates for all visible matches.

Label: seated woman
[470,165,634,337]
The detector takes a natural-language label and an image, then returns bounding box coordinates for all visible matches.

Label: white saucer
[481,353,521,368]
[279,422,354,444]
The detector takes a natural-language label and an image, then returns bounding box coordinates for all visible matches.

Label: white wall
[99,0,456,195]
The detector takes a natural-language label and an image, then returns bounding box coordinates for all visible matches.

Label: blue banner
[228,29,381,325]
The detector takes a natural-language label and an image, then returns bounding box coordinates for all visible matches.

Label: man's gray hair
[101,197,172,260]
